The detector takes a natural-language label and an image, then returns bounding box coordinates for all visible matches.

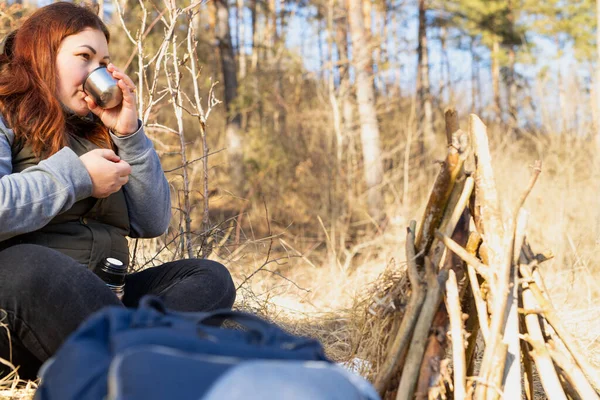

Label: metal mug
[83,66,123,109]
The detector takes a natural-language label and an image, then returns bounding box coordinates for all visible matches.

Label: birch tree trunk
[215,0,244,187]
[348,0,384,221]
[417,0,433,163]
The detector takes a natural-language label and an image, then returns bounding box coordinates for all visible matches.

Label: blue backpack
[34,296,380,400]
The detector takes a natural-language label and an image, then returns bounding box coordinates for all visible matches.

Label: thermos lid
[96,257,127,286]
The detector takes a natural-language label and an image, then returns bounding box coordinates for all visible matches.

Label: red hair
[0,2,111,158]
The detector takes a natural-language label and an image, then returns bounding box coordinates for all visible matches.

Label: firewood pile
[372,110,600,399]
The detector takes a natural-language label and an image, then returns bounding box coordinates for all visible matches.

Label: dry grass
[3,128,600,400]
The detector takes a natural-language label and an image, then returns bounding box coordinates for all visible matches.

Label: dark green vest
[1,133,131,271]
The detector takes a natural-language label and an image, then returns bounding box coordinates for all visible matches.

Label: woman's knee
[172,258,236,310]
[195,259,236,305]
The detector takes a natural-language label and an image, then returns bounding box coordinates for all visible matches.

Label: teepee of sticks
[374,110,600,400]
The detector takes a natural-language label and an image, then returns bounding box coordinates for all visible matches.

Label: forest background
[2,0,600,396]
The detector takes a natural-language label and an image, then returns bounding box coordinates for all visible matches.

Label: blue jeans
[0,244,236,379]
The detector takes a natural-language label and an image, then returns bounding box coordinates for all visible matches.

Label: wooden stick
[432,176,475,267]
[464,293,480,377]
[475,158,542,399]
[375,221,426,395]
[463,231,483,376]
[445,108,460,144]
[501,210,529,400]
[396,259,448,400]
[415,212,470,400]
[468,114,504,272]
[415,129,469,256]
[437,229,492,351]
[520,263,600,391]
[447,269,466,400]
[467,263,489,344]
[547,341,600,400]
[435,231,491,283]
[519,291,535,400]
[522,282,567,400]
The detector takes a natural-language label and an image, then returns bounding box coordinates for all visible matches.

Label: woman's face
[55,28,110,116]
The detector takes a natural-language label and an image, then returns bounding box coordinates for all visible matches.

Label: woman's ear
[0,30,17,59]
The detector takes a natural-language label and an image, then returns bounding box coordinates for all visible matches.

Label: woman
[0,2,235,379]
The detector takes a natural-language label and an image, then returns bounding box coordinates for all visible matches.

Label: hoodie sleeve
[110,123,171,238]
[0,123,93,242]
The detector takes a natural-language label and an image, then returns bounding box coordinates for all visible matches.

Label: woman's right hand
[79,149,131,198]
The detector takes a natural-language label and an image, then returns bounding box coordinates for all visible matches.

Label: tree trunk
[362,0,371,34]
[507,0,517,127]
[250,0,259,71]
[440,26,451,104]
[417,0,433,164]
[318,14,326,81]
[215,0,244,187]
[237,0,247,79]
[470,37,478,114]
[492,37,502,124]
[97,0,104,21]
[275,0,286,135]
[265,0,276,63]
[335,3,354,137]
[348,0,384,221]
[373,7,385,96]
[508,47,517,127]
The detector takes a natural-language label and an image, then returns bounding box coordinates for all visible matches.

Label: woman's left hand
[84,63,139,136]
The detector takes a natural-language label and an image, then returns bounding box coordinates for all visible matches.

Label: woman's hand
[84,63,138,136]
[79,149,132,198]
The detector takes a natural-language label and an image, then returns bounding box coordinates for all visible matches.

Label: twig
[236,201,273,290]
[162,148,226,172]
[260,269,311,293]
[374,221,426,395]
[513,161,542,220]
[447,269,466,400]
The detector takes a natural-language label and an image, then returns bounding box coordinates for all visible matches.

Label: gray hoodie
[0,117,171,242]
